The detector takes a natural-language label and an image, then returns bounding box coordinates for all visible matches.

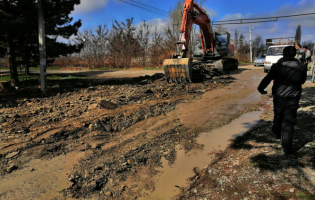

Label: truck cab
[264,45,292,73]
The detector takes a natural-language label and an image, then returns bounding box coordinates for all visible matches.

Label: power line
[117,0,169,17]
[213,19,277,25]
[213,12,315,25]
[127,0,170,15]
[116,0,315,27]
[116,0,181,18]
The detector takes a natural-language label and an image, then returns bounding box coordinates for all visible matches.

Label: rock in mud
[105,191,113,197]
[5,151,20,159]
[7,164,18,173]
[100,100,118,110]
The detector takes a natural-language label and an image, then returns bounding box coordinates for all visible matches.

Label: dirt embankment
[0,66,277,199]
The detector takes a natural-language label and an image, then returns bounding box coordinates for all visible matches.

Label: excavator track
[163,58,192,83]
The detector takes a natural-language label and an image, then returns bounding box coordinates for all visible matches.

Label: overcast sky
[70,0,315,43]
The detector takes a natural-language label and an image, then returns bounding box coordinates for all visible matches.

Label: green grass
[296,191,312,200]
[90,67,130,71]
[0,76,11,82]
[29,66,61,70]
[257,190,269,197]
[0,74,85,82]
[143,66,163,70]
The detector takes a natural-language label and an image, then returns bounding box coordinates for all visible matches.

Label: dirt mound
[0,71,236,199]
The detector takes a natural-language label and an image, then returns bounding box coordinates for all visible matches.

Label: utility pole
[38,0,47,92]
[249,27,254,62]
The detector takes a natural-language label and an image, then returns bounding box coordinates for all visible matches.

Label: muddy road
[0,65,270,199]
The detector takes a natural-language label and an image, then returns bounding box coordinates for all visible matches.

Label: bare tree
[302,40,313,49]
[169,0,184,39]
[106,18,141,68]
[295,25,302,44]
[236,34,250,62]
[214,25,227,34]
[136,21,150,67]
[252,35,265,56]
[234,30,239,51]
[149,28,165,66]
[77,24,109,68]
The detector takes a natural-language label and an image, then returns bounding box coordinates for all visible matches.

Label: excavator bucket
[163,58,193,83]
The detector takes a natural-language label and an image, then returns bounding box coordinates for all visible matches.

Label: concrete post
[38,0,47,91]
[249,27,254,62]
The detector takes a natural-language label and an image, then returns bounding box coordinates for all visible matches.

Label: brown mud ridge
[0,69,240,199]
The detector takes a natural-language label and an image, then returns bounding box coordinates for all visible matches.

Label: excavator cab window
[215,34,227,47]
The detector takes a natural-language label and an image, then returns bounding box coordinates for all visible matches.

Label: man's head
[303,46,308,51]
[295,43,301,49]
[283,46,296,58]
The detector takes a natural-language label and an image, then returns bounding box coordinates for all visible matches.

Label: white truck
[264,45,292,73]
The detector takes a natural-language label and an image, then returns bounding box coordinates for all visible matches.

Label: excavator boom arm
[179,0,214,56]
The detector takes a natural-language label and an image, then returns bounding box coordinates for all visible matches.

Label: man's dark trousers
[272,97,299,149]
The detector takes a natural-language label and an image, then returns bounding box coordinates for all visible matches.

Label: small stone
[88,104,98,110]
[88,124,93,130]
[234,192,238,195]
[30,168,35,171]
[105,191,113,197]
[84,171,90,178]
[248,191,253,194]
[100,100,118,110]
[94,166,103,170]
[5,151,20,159]
[7,164,17,173]
[289,188,295,193]
[2,122,9,127]
[91,143,101,149]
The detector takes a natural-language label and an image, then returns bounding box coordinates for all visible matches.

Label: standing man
[303,46,312,70]
[257,46,307,154]
[295,43,305,64]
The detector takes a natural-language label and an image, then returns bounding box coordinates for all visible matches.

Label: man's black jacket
[258,57,307,99]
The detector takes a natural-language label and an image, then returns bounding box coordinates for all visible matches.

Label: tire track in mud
[0,67,267,199]
[63,68,268,199]
[0,71,234,199]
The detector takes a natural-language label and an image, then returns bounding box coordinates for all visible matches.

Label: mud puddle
[141,111,263,200]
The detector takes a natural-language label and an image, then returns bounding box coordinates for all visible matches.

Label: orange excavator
[163,0,238,82]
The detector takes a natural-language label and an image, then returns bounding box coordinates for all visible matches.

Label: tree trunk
[23,53,31,75]
[8,36,19,87]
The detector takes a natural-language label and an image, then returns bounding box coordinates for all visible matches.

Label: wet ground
[0,65,314,199]
[177,82,315,200]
